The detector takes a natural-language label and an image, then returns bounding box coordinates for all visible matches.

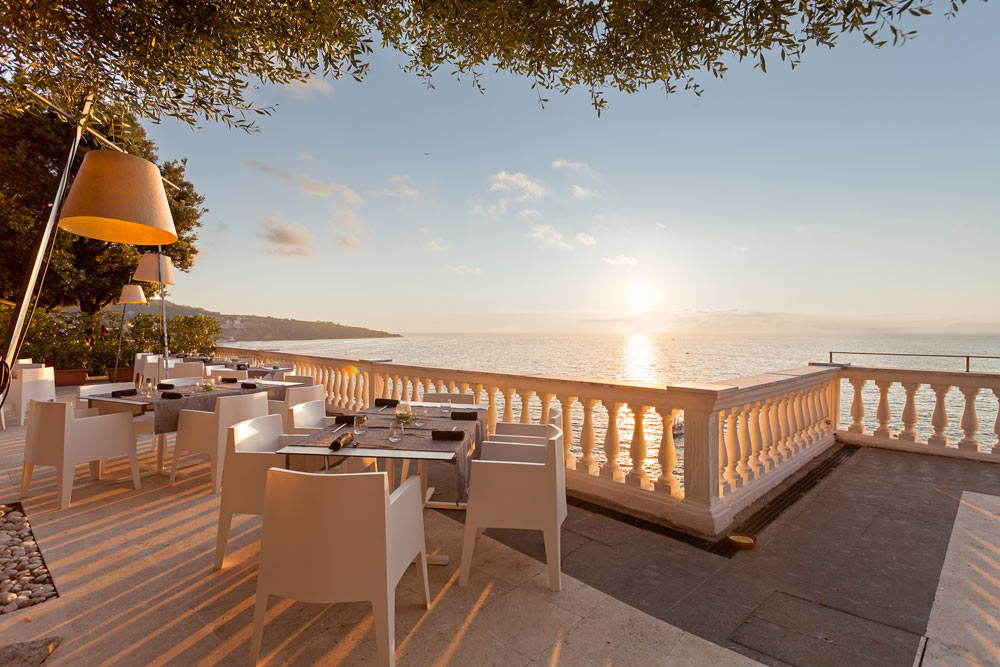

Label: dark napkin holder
[111,388,138,398]
[451,410,478,421]
[374,398,398,407]
[161,391,184,399]
[221,377,238,384]
[240,382,258,389]
[157,383,174,390]
[432,429,464,441]
[333,414,359,424]
[329,432,355,451]
[236,363,249,371]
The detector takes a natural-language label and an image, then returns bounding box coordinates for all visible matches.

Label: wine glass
[354,415,368,436]
[414,407,428,427]
[144,379,154,396]
[388,423,404,443]
[440,398,452,416]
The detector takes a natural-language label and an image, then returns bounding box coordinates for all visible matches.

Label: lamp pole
[112,301,129,383]
[1,94,93,387]
[158,245,169,379]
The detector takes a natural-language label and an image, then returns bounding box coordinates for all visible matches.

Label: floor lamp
[1,142,178,396]
[132,252,175,379]
[111,284,147,383]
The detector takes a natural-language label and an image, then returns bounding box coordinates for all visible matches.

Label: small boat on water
[672,415,684,435]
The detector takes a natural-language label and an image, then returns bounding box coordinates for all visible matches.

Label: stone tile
[733,617,887,667]
[397,620,533,667]
[662,590,756,646]
[667,632,765,666]
[564,511,643,547]
[470,587,584,659]
[748,592,920,666]
[518,571,611,617]
[558,595,685,665]
[921,638,990,667]
[482,526,590,564]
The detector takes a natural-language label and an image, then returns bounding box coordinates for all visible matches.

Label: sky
[144,4,1000,335]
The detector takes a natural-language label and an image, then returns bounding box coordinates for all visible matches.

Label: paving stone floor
[425,443,1000,666]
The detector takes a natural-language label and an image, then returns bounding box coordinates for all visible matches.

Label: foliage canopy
[0,0,960,128]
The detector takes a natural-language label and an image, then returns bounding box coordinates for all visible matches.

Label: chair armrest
[388,476,426,579]
[267,399,284,415]
[69,412,135,461]
[481,440,546,463]
[486,433,548,445]
[278,433,307,447]
[493,422,547,437]
[176,409,216,437]
[286,426,320,435]
[468,459,547,504]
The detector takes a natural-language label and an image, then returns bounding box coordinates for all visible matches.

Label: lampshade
[118,284,147,305]
[133,252,175,285]
[58,150,177,245]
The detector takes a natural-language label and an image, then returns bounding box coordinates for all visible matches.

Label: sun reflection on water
[622,332,660,383]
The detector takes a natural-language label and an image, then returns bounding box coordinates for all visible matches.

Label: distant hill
[135,301,399,341]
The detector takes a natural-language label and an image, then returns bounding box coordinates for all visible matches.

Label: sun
[627,284,653,311]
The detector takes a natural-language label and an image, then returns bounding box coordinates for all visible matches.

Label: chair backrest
[204,365,226,375]
[79,382,134,398]
[13,367,56,402]
[165,376,203,387]
[16,358,31,364]
[215,392,269,443]
[211,369,248,381]
[172,361,205,378]
[260,469,389,602]
[222,414,284,516]
[141,355,160,381]
[289,399,326,430]
[543,425,567,521]
[283,375,315,386]
[284,384,325,408]
[269,369,289,381]
[24,400,71,463]
[421,391,476,405]
[545,403,562,425]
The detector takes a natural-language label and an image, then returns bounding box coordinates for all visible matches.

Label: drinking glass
[388,423,404,443]
[145,379,154,396]
[396,402,413,423]
[440,398,452,415]
[414,407,428,427]
[354,415,368,436]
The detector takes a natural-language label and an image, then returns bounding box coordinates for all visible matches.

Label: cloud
[244,160,362,205]
[528,224,570,249]
[552,158,591,171]
[423,238,447,252]
[571,184,597,198]
[418,226,431,234]
[257,214,315,256]
[602,254,638,265]
[490,171,544,201]
[285,77,333,100]
[446,265,482,274]
[298,152,314,161]
[369,175,419,203]
[575,233,596,246]
[472,198,508,217]
[337,235,361,250]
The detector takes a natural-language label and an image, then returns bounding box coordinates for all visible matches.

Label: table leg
[384,458,396,491]
[417,459,468,511]
[426,553,449,566]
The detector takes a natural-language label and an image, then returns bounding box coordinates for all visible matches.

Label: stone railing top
[825,363,1000,390]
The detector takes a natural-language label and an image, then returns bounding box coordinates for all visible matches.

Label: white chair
[459,424,566,591]
[204,364,226,376]
[287,400,378,473]
[160,376,204,387]
[211,369,248,382]
[250,469,430,666]
[268,384,324,429]
[171,361,205,378]
[170,392,268,493]
[492,405,563,441]
[8,366,56,426]
[77,382,157,448]
[21,401,140,509]
[420,391,476,405]
[282,374,314,385]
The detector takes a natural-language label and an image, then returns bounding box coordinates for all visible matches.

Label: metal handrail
[828,351,1000,372]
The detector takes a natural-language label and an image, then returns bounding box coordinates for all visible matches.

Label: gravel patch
[0,504,57,614]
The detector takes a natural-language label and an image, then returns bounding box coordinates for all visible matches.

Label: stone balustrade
[835,364,1000,460]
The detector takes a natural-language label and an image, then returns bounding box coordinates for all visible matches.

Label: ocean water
[230,333,1000,478]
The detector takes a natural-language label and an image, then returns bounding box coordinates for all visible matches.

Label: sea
[230,333,1000,478]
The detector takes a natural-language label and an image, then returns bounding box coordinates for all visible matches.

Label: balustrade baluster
[874,380,893,438]
[486,386,499,433]
[413,376,423,402]
[518,389,535,423]
[992,389,1000,455]
[764,397,780,465]
[473,383,484,405]
[540,393,555,423]
[559,395,578,469]
[625,404,649,489]
[748,401,764,475]
[898,382,920,442]
[330,368,341,406]
[806,386,821,442]
[735,405,751,482]
[501,388,515,423]
[655,407,680,496]
[722,407,741,491]
[391,375,401,401]
[459,382,470,397]
[601,401,623,482]
[848,379,867,434]
[793,390,809,451]
[928,385,951,447]
[354,372,364,410]
[579,399,598,475]
[447,380,456,393]
[777,393,793,459]
[718,414,728,495]
[957,387,981,452]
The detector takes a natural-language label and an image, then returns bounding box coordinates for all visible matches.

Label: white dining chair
[492,405,563,440]
[459,423,566,591]
[249,468,430,666]
[9,366,56,426]
[21,400,141,509]
[78,381,158,450]
[210,369,248,382]
[286,400,378,472]
[204,364,226,376]
[267,384,325,429]
[170,392,268,493]
[160,376,204,387]
[420,391,476,405]
[282,374,314,385]
[171,361,205,379]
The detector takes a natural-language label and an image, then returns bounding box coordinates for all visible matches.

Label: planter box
[108,366,136,383]
[54,369,88,387]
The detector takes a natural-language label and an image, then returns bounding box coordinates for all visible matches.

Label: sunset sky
[145,4,999,335]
